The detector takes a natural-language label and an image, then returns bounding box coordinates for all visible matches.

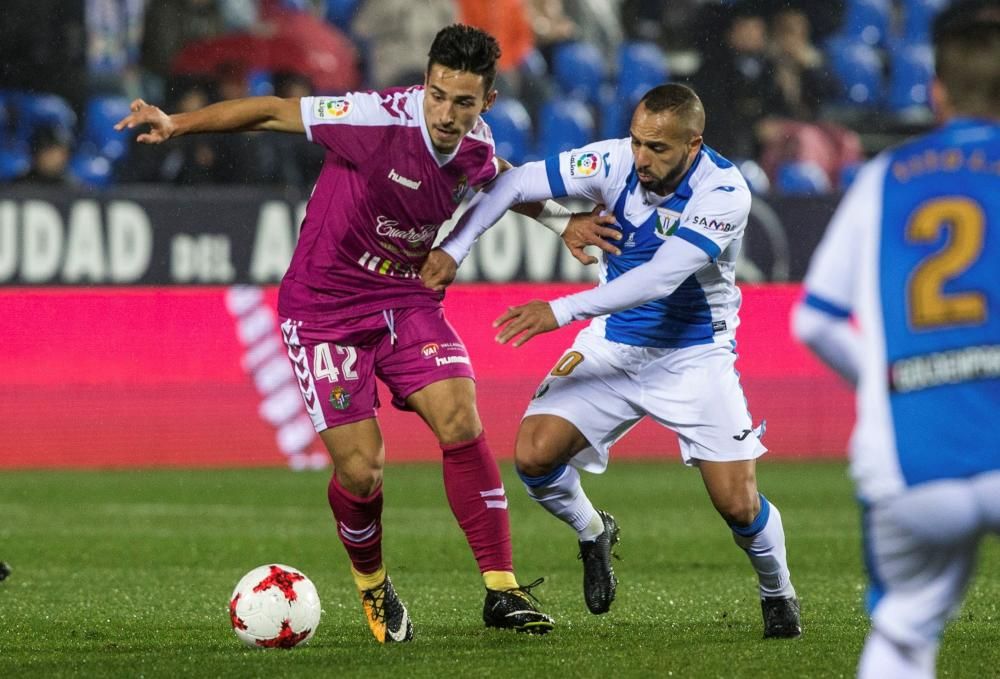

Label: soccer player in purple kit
[114,24,597,643]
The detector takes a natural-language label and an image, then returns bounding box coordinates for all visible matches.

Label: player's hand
[563,204,622,265]
[420,248,458,292]
[493,300,558,347]
[113,99,177,144]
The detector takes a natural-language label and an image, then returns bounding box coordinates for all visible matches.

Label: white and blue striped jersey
[443,139,752,348]
[800,118,1000,502]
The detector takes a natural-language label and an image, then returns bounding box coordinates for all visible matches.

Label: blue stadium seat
[777,161,832,195]
[841,0,892,46]
[826,41,884,107]
[10,92,77,147]
[839,162,862,190]
[552,41,606,105]
[616,41,670,105]
[80,96,133,161]
[888,44,934,112]
[483,99,533,165]
[0,148,30,181]
[324,0,360,30]
[902,0,949,42]
[69,151,114,188]
[536,100,595,157]
[247,69,274,97]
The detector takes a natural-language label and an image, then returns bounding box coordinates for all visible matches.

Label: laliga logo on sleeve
[317,98,352,119]
[569,152,601,178]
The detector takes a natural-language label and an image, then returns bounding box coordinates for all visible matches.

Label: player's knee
[715,494,759,527]
[431,403,482,444]
[336,465,383,497]
[514,427,562,478]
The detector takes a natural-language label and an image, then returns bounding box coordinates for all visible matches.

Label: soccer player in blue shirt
[424,83,801,638]
[793,3,1000,676]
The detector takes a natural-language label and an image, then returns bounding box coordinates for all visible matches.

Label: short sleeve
[541,139,628,204]
[673,180,751,261]
[299,92,390,165]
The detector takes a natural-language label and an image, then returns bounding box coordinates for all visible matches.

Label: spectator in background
[140,0,227,100]
[560,0,624,58]
[767,8,841,122]
[692,6,787,161]
[18,125,76,185]
[353,0,458,89]
[458,0,555,118]
[259,72,326,188]
[0,0,87,112]
[86,0,146,100]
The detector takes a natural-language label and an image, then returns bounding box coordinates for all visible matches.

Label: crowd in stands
[0,0,950,195]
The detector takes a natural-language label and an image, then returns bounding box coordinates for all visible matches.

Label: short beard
[640,155,691,195]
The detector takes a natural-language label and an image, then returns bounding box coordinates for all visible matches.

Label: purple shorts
[279,306,475,431]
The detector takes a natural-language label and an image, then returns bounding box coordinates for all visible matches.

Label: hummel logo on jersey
[388,169,421,190]
[713,185,736,192]
[733,429,753,441]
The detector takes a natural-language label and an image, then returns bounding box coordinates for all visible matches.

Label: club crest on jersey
[329,387,351,410]
[317,98,351,119]
[569,152,601,178]
[452,175,469,203]
[654,208,682,239]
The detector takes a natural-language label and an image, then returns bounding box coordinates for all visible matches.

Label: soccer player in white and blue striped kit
[793,4,1000,677]
[423,83,801,637]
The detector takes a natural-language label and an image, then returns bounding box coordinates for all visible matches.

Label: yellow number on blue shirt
[906,197,987,330]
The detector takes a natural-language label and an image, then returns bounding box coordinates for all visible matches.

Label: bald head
[638,84,706,141]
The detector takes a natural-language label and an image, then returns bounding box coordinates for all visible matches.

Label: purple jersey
[277,87,498,324]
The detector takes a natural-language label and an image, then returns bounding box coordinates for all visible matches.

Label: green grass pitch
[1,461,997,678]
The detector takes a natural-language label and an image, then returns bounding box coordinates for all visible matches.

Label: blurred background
[0,0,950,469]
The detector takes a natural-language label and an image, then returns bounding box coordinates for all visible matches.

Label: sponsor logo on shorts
[532,382,551,400]
[317,98,351,119]
[421,343,439,357]
[732,429,752,441]
[330,387,351,410]
[435,355,471,367]
[569,152,601,178]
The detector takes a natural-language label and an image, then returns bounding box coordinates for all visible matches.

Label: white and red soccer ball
[229,564,322,648]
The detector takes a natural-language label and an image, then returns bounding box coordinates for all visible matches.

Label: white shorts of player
[524,325,767,473]
[864,470,1000,647]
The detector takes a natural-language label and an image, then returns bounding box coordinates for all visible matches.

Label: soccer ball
[228,564,322,648]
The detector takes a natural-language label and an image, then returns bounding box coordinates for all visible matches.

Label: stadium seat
[616,41,670,105]
[552,41,607,105]
[902,0,949,43]
[247,69,274,97]
[483,99,533,165]
[888,43,934,112]
[536,100,595,157]
[738,159,771,195]
[826,41,884,107]
[839,162,862,190]
[0,147,29,181]
[324,0,360,31]
[777,161,832,195]
[10,92,77,147]
[80,96,133,161]
[69,151,114,188]
[841,0,892,46]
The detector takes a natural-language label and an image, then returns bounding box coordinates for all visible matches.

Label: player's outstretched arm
[114,96,304,144]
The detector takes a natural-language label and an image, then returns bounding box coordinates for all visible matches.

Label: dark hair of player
[427,24,502,95]
[638,83,706,138]
[933,3,1000,118]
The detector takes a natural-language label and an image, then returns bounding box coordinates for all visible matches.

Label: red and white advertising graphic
[0,284,852,468]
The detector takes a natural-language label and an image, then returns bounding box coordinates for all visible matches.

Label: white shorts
[524,326,767,473]
[864,471,1000,646]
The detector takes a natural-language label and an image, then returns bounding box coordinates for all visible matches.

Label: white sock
[731,495,795,599]
[858,628,936,679]
[522,464,600,539]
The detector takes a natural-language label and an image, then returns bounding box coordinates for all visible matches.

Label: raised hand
[563,204,622,265]
[113,99,177,144]
[493,300,558,347]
